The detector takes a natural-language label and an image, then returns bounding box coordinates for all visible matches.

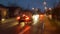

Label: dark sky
[0,0,59,12]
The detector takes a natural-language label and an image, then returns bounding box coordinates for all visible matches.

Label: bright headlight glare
[20,22,25,28]
[32,14,39,24]
[2,18,5,21]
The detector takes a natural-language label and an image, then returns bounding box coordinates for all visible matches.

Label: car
[16,15,32,25]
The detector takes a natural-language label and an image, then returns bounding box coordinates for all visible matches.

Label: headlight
[1,18,5,21]
[32,14,39,25]
[20,22,25,28]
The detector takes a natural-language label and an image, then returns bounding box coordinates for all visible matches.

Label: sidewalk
[43,16,56,34]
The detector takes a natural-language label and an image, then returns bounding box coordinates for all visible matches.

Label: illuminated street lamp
[49,8,52,10]
[48,8,52,19]
[44,1,46,5]
[44,6,47,10]
[32,8,34,10]
[1,18,5,22]
[32,8,38,11]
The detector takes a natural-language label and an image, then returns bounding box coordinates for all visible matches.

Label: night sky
[0,0,60,12]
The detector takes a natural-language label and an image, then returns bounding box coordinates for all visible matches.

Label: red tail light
[23,14,25,17]
[25,17,30,21]
[40,14,44,20]
[16,16,20,20]
[25,17,29,20]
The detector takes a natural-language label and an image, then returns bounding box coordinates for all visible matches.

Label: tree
[51,2,60,34]
[52,2,60,21]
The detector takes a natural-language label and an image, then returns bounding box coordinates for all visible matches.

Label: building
[0,4,8,19]
[7,6,22,18]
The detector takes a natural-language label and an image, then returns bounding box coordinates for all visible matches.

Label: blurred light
[23,14,25,17]
[2,18,5,21]
[20,22,25,28]
[25,16,30,21]
[49,8,52,10]
[25,17,29,20]
[25,16,28,17]
[44,2,46,5]
[32,8,34,10]
[45,7,47,10]
[16,16,20,20]
[48,15,52,19]
[32,14,39,25]
[40,15,43,17]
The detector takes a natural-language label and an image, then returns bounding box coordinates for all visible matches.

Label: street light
[48,8,52,19]
[1,18,5,22]
[49,8,52,10]
[44,1,46,5]
[32,8,34,10]
[44,6,47,10]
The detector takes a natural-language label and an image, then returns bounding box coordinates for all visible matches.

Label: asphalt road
[0,18,19,34]
[43,15,57,34]
[0,15,60,34]
[23,15,59,34]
